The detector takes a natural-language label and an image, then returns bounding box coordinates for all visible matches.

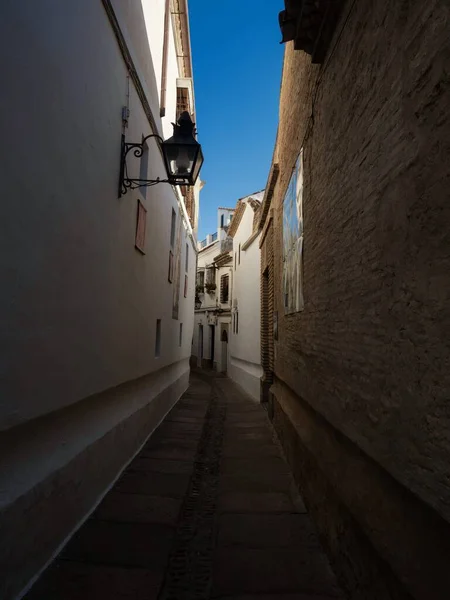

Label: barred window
[176,87,190,119]
[220,274,229,303]
[197,270,205,287]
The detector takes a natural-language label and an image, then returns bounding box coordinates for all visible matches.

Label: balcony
[220,238,233,253]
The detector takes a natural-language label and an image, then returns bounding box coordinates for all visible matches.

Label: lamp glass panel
[191,146,203,184]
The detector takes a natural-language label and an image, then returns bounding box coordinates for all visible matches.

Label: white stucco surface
[192,222,233,371]
[228,200,263,400]
[0,2,200,597]
[0,0,195,430]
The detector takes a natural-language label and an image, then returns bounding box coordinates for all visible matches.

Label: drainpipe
[160,0,170,117]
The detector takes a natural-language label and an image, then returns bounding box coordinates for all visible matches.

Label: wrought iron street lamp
[119,111,204,197]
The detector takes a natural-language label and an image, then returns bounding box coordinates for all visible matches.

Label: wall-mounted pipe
[160,0,170,117]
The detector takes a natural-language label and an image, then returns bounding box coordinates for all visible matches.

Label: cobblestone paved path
[26,372,344,599]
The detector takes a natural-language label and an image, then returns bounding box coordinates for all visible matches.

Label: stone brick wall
[265,1,450,598]
[260,210,275,404]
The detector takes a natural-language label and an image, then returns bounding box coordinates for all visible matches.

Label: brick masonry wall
[260,214,274,402]
[267,0,450,598]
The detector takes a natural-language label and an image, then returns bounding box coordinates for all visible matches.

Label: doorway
[198,324,203,368]
[221,327,228,373]
[209,324,215,369]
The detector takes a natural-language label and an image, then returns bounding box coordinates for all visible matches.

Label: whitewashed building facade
[228,192,265,400]
[192,208,234,372]
[0,2,201,598]
[192,194,264,402]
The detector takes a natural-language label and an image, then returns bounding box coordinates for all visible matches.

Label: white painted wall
[192,224,233,370]
[0,0,195,430]
[142,0,166,100]
[218,207,234,241]
[0,1,200,598]
[228,201,263,400]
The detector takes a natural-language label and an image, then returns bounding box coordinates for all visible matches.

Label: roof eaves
[227,200,246,238]
[258,162,279,230]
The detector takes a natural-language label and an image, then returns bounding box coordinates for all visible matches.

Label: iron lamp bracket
[119,134,170,197]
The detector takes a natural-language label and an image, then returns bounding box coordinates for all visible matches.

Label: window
[220,214,224,228]
[185,243,189,272]
[283,150,304,313]
[176,86,190,119]
[220,274,229,303]
[234,252,237,270]
[184,274,188,298]
[155,319,161,357]
[236,312,239,334]
[179,323,183,347]
[168,209,176,284]
[206,267,215,284]
[135,200,147,254]
[238,243,241,265]
[197,270,205,287]
[168,250,174,282]
[170,208,176,248]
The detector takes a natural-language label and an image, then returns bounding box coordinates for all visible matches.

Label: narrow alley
[1,1,449,599]
[25,373,343,600]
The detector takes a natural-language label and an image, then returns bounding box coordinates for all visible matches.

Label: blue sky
[188,0,284,240]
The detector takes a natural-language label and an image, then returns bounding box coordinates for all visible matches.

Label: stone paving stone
[146,435,201,449]
[226,412,270,423]
[152,424,204,441]
[168,416,205,427]
[114,470,190,497]
[26,561,163,600]
[219,471,294,493]
[172,412,206,421]
[222,441,282,458]
[151,429,202,444]
[165,409,206,420]
[225,423,272,433]
[127,456,193,474]
[216,595,337,600]
[222,402,261,412]
[212,548,343,597]
[175,402,208,412]
[25,372,342,600]
[60,520,173,568]
[218,514,323,548]
[223,434,274,448]
[164,415,205,424]
[218,491,302,514]
[139,441,198,460]
[93,491,181,525]
[221,456,290,475]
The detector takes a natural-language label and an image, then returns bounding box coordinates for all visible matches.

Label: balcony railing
[198,231,218,250]
[220,238,233,253]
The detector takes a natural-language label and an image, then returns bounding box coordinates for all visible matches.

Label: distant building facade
[192,193,264,401]
[193,208,234,372]
[260,2,450,599]
[0,2,201,598]
[228,192,264,400]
